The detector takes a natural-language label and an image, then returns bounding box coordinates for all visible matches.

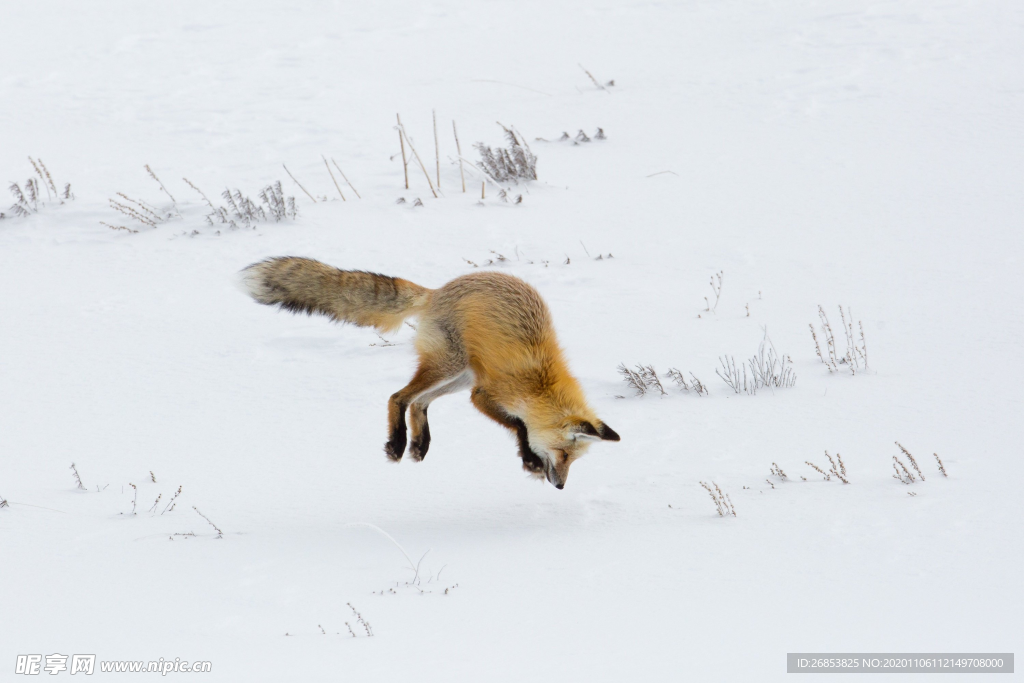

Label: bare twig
[453,121,466,193]
[101,221,137,233]
[433,109,440,190]
[933,453,948,477]
[330,159,360,198]
[578,63,610,94]
[182,178,215,209]
[805,461,830,481]
[283,164,316,203]
[193,506,223,538]
[144,165,177,205]
[397,123,439,198]
[322,155,346,201]
[161,486,182,514]
[397,114,409,190]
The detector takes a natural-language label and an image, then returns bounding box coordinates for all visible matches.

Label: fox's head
[524,417,620,489]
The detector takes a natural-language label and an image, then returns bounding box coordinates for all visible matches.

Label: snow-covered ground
[1,0,1021,679]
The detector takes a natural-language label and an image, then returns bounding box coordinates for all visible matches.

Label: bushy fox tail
[240,257,431,333]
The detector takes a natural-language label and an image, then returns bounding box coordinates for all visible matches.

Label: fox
[239,256,619,488]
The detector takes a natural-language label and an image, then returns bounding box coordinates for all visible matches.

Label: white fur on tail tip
[235,263,273,303]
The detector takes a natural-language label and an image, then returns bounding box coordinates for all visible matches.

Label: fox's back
[422,272,559,378]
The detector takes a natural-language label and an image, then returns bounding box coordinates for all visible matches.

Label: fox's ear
[597,422,620,441]
[572,420,620,442]
[574,421,601,439]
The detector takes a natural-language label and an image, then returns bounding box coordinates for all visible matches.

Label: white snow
[1,0,1021,680]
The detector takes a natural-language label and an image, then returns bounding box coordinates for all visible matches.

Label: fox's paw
[384,433,407,461]
[408,426,431,462]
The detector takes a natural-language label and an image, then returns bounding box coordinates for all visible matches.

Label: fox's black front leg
[509,417,546,475]
[470,387,545,473]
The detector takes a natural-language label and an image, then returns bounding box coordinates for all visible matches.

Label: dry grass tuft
[770,462,788,480]
[824,450,849,484]
[895,442,924,481]
[811,305,867,374]
[700,481,736,517]
[892,456,915,484]
[933,452,948,477]
[347,603,374,637]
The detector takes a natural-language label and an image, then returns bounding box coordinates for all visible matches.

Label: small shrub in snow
[703,270,724,314]
[893,445,948,484]
[617,364,648,397]
[895,442,924,480]
[162,485,182,514]
[474,124,537,183]
[716,334,796,395]
[700,481,736,517]
[810,305,867,374]
[769,462,788,480]
[69,462,86,490]
[824,450,849,483]
[347,603,373,637]
[892,456,915,484]
[539,128,607,144]
[3,157,72,220]
[108,192,167,228]
[618,364,707,398]
[666,368,709,396]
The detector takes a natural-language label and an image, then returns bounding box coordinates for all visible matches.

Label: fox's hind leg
[408,369,474,461]
[386,363,470,461]
[386,366,446,461]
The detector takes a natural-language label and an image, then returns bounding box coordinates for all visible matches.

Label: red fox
[240,257,619,488]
